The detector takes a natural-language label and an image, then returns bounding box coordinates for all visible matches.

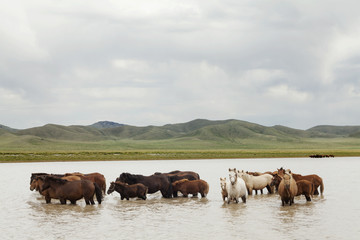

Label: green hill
[4,119,360,142]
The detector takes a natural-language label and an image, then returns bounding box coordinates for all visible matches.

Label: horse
[296,180,314,201]
[41,176,102,205]
[30,176,60,203]
[220,177,228,202]
[172,179,209,198]
[291,173,324,195]
[237,170,273,195]
[155,170,200,197]
[107,181,148,200]
[226,168,246,204]
[65,172,106,194]
[278,173,298,206]
[117,172,173,198]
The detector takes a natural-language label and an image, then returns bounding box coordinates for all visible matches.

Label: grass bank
[1,137,360,163]
[1,149,360,163]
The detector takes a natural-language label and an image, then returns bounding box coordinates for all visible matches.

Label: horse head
[283,173,292,190]
[107,182,116,194]
[270,174,282,187]
[119,173,133,184]
[229,168,238,185]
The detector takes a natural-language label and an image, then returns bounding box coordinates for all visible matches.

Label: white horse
[237,170,274,195]
[226,168,246,204]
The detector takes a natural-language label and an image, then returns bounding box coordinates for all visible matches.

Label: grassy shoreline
[1,149,360,163]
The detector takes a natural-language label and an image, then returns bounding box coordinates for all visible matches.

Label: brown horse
[291,173,324,195]
[65,172,106,194]
[278,173,298,206]
[30,176,59,203]
[220,177,228,202]
[296,180,314,201]
[107,181,148,200]
[41,176,102,205]
[118,172,173,198]
[155,170,200,197]
[172,179,209,198]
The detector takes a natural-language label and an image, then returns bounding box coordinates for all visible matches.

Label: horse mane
[115,181,127,186]
[45,175,68,184]
[173,179,189,186]
[65,172,84,177]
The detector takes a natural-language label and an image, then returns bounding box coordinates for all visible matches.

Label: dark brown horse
[41,176,102,205]
[296,180,314,201]
[107,181,148,200]
[270,174,283,192]
[117,172,173,198]
[172,179,209,198]
[155,170,200,197]
[30,176,59,203]
[65,172,106,194]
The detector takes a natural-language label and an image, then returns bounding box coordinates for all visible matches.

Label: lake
[0,157,359,239]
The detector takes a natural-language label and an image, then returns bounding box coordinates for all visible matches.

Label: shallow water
[1,158,359,239]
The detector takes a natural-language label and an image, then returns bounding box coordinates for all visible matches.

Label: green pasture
[1,136,360,162]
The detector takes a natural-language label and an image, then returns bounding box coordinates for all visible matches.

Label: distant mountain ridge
[1,119,360,142]
[90,121,125,129]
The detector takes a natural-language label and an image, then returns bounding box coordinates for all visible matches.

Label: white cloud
[266,84,310,103]
[1,0,360,129]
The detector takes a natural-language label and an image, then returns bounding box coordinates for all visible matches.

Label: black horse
[117,173,173,198]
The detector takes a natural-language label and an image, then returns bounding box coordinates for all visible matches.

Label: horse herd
[30,170,208,205]
[221,167,324,206]
[29,167,323,206]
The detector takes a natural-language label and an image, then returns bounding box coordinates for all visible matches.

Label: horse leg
[72,200,77,205]
[305,194,311,201]
[241,196,246,203]
[266,185,272,194]
[60,198,66,204]
[45,196,51,204]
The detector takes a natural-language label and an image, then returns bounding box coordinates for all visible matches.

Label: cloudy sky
[1,0,360,130]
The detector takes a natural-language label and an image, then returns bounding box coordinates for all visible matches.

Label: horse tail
[320,179,324,195]
[204,181,209,195]
[94,182,103,204]
[310,182,315,196]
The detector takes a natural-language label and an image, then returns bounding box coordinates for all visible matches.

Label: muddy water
[0,158,359,239]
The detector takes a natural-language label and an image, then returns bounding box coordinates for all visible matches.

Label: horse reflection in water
[226,168,246,204]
